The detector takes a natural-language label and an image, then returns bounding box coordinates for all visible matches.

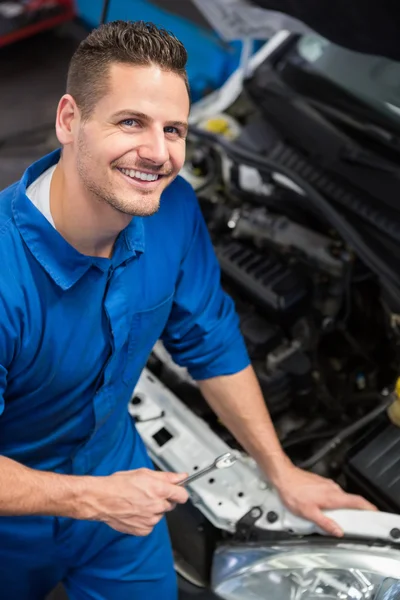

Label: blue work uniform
[0,150,250,599]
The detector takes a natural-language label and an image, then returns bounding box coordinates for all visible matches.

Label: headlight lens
[212,543,400,600]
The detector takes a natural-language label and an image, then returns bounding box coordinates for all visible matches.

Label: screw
[250,508,262,519]
[130,395,142,405]
[266,511,279,523]
[390,528,400,539]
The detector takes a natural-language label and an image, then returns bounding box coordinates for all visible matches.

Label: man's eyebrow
[111,109,150,121]
[111,109,188,131]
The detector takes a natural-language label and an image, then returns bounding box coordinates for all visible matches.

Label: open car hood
[250,0,400,60]
[189,0,400,61]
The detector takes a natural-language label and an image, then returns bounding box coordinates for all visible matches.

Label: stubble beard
[76,135,163,217]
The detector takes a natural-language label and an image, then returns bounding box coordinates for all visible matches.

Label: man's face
[73,63,190,217]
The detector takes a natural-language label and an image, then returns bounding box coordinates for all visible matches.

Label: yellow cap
[203,117,232,136]
[388,377,400,427]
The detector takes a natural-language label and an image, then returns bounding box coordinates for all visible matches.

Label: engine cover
[215,239,309,323]
[346,419,400,513]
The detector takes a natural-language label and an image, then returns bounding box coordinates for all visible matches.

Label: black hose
[282,429,341,450]
[188,127,400,304]
[298,394,392,470]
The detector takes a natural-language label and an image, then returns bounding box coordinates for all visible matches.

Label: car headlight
[212,542,400,600]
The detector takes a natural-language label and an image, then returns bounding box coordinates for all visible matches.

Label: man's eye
[164,126,180,135]
[121,119,138,127]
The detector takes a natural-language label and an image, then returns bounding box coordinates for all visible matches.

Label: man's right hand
[85,468,189,536]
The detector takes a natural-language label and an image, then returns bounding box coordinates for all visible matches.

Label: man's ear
[55,94,80,145]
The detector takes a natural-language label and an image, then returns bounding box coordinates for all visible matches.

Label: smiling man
[0,20,375,600]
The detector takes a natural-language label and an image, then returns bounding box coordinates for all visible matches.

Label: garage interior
[2,2,400,600]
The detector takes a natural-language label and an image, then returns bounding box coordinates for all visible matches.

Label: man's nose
[138,129,169,165]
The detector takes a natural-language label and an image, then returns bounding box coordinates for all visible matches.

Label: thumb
[311,509,344,537]
[163,472,188,484]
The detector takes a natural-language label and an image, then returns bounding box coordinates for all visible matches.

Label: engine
[129,96,400,593]
[130,31,400,591]
[153,122,398,477]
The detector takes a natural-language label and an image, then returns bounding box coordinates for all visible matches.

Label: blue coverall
[0,150,250,599]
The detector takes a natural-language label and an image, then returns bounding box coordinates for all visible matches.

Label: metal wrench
[178,452,237,486]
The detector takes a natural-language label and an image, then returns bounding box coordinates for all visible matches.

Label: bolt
[390,528,400,539]
[266,511,279,524]
[250,508,262,519]
[130,395,142,405]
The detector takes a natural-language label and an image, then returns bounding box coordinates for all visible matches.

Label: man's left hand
[272,464,377,537]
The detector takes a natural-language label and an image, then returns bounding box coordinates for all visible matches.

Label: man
[0,20,374,600]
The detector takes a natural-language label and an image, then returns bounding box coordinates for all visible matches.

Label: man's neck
[50,158,132,258]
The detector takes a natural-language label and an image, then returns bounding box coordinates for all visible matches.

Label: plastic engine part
[240,313,283,359]
[215,240,308,320]
[346,421,400,513]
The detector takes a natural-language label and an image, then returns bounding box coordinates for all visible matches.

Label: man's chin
[111,195,161,218]
[131,202,161,218]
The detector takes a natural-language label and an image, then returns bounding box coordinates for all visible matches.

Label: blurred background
[0,0,247,190]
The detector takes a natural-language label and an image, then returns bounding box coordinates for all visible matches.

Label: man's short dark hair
[67,20,189,120]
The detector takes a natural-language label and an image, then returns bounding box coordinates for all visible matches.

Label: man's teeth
[120,168,159,181]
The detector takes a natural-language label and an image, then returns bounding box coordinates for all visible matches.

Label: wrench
[178,452,237,486]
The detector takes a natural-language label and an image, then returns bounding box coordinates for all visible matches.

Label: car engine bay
[128,31,400,594]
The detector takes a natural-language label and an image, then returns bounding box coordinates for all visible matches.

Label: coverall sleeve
[161,180,250,381]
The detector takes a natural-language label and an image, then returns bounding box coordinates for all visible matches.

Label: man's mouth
[117,167,163,182]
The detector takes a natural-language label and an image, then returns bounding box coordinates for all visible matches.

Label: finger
[331,482,343,492]
[148,514,163,527]
[307,508,344,537]
[134,527,153,537]
[343,494,378,511]
[163,472,188,484]
[329,492,378,512]
[166,484,189,504]
[155,500,176,514]
[163,500,176,513]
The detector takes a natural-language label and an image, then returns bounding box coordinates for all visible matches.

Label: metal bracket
[235,506,263,541]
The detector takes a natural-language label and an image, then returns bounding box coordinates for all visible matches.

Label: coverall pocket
[122,293,174,385]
